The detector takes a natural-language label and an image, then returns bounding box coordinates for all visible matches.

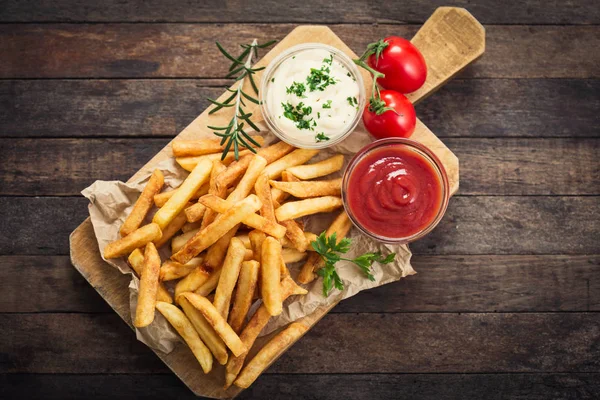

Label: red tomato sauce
[346,145,443,238]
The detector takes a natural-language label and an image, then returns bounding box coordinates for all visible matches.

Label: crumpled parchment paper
[82,125,416,352]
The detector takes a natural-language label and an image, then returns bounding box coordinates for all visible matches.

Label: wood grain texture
[2,196,598,255]
[2,255,598,313]
[3,312,599,373]
[2,138,597,196]
[2,79,597,139]
[2,373,600,400]
[1,25,598,78]
[1,0,598,24]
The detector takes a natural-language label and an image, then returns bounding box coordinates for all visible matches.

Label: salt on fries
[102,138,357,387]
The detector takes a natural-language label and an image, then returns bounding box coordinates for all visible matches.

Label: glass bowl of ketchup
[342,138,450,244]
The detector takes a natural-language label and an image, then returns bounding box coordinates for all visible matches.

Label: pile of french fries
[103,138,352,389]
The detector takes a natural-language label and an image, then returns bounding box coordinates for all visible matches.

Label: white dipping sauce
[265,49,360,145]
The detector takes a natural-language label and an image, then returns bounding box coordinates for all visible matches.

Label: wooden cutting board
[70,7,484,398]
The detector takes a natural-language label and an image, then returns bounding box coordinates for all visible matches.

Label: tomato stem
[353,55,398,116]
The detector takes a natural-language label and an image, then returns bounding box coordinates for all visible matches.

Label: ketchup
[346,145,443,239]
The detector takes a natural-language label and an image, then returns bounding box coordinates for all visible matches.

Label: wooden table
[1,1,598,399]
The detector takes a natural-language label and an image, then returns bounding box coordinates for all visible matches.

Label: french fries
[270,178,342,198]
[281,248,308,264]
[200,160,228,229]
[275,196,343,221]
[271,170,298,204]
[228,260,259,333]
[153,208,188,248]
[213,238,246,319]
[155,301,213,373]
[134,242,161,328]
[121,170,164,236]
[203,226,240,269]
[181,293,247,357]
[263,149,319,179]
[298,211,352,283]
[160,257,203,281]
[153,158,212,230]
[248,230,266,263]
[104,223,162,259]
[235,322,308,388]
[200,195,286,239]
[174,263,212,300]
[226,155,268,203]
[195,269,222,296]
[224,276,307,388]
[281,231,318,250]
[261,237,282,316]
[172,194,262,264]
[128,248,172,303]
[184,202,206,223]
[154,183,209,208]
[179,296,228,365]
[172,137,264,157]
[285,154,344,180]
[236,233,251,249]
[255,173,277,224]
[181,221,202,233]
[176,150,251,172]
[280,220,309,252]
[171,228,199,253]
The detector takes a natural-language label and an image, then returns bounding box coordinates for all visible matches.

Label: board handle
[407,7,485,105]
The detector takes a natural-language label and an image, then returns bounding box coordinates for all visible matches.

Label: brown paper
[82,124,415,352]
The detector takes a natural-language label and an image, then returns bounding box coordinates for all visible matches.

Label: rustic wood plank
[1,196,598,255]
[2,138,597,196]
[2,373,600,400]
[2,255,598,313]
[0,25,598,78]
[3,79,597,139]
[1,1,598,24]
[2,312,599,373]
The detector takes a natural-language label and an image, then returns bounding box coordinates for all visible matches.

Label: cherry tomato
[368,36,427,94]
[362,90,416,139]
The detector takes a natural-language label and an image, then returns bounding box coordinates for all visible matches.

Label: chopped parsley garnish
[282,102,314,131]
[323,54,333,65]
[271,77,275,83]
[286,81,306,97]
[307,67,337,91]
[322,100,332,109]
[317,112,321,119]
[315,132,330,143]
[347,96,358,106]
[347,72,351,77]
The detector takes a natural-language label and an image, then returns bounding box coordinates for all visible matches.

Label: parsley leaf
[315,132,330,143]
[311,232,395,296]
[286,81,306,97]
[322,100,332,109]
[282,102,314,130]
[347,96,358,106]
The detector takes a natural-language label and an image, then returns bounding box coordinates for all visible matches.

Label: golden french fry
[184,202,207,223]
[153,158,212,230]
[217,142,295,188]
[249,230,267,264]
[172,137,264,157]
[286,154,344,180]
[226,155,267,203]
[176,150,251,172]
[134,242,161,328]
[153,208,189,249]
[204,226,240,269]
[275,196,343,221]
[128,249,172,303]
[200,195,286,239]
[263,149,319,180]
[182,221,202,233]
[224,275,307,388]
[153,183,209,208]
[174,263,212,300]
[196,269,222,296]
[160,257,204,281]
[228,260,260,334]
[279,253,290,278]
[270,178,342,198]
[213,238,247,320]
[237,233,251,249]
[280,231,317,251]
[171,228,199,253]
[181,293,247,357]
[244,248,254,261]
[279,220,309,252]
[121,170,164,236]
[179,296,228,365]
[261,237,282,316]
[271,170,301,204]
[235,322,308,388]
[155,301,213,373]
[104,223,162,259]
[172,195,262,264]
[255,173,277,224]
[200,160,228,229]
[298,211,352,284]
[281,248,308,264]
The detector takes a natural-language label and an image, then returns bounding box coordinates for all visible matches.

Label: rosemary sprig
[207,39,276,160]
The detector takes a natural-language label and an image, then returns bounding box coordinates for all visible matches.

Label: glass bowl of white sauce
[260,43,366,149]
